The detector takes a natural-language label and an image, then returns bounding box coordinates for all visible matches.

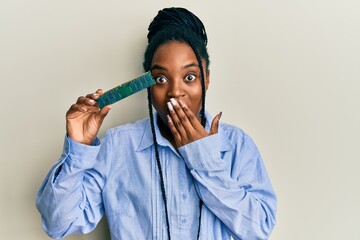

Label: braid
[185,39,205,239]
[144,7,210,240]
[147,87,171,239]
[147,7,207,46]
[187,39,206,127]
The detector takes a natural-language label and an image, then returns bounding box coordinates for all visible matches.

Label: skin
[66,41,221,148]
[66,89,112,145]
[150,41,221,147]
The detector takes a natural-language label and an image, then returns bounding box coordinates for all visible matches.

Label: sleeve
[178,133,277,240]
[35,132,112,239]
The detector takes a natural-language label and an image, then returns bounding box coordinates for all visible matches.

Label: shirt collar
[136,113,169,152]
[137,111,233,152]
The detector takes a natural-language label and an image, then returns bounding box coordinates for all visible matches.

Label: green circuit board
[97,71,155,109]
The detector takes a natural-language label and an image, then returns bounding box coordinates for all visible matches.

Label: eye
[155,75,168,84]
[185,74,196,82]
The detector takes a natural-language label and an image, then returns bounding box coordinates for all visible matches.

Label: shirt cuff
[63,135,101,169]
[178,134,224,171]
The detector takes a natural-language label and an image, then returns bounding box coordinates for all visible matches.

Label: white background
[1,0,359,239]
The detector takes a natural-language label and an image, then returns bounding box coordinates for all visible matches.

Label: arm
[36,134,112,239]
[166,99,276,239]
[179,133,277,240]
[36,89,112,238]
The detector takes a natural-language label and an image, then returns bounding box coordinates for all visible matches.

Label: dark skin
[66,41,221,148]
[66,89,111,145]
[150,41,221,147]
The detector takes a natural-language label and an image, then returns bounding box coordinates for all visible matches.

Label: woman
[36,7,277,240]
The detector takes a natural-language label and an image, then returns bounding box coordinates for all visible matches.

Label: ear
[205,69,210,90]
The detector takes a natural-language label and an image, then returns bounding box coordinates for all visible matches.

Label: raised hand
[66,89,112,145]
[166,98,222,148]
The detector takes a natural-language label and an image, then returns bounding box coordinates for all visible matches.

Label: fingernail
[218,111,222,120]
[166,114,172,123]
[170,98,177,106]
[167,102,174,112]
[88,99,96,105]
[178,98,185,108]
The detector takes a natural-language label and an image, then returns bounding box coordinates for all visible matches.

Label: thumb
[209,111,222,135]
[96,105,112,123]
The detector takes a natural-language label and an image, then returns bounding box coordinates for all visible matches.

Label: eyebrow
[150,62,199,71]
[183,63,199,69]
[150,64,167,71]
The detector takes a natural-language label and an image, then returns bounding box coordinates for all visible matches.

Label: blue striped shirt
[36,112,277,239]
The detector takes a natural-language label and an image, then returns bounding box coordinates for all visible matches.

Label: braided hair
[143,7,210,239]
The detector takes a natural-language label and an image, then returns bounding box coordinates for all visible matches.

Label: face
[150,41,210,126]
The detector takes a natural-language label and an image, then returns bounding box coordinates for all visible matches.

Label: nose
[167,79,185,99]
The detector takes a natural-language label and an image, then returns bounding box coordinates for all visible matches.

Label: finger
[167,101,188,141]
[166,114,183,146]
[66,104,88,120]
[68,103,88,113]
[77,95,98,109]
[169,98,195,132]
[178,98,203,130]
[209,111,222,135]
[76,96,87,104]
[76,96,95,105]
[95,105,112,123]
[86,92,101,100]
[89,89,103,108]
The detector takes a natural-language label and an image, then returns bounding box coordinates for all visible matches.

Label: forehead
[151,41,197,67]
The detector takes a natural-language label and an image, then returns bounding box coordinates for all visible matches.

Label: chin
[157,111,170,126]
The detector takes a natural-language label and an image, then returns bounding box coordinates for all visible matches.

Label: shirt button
[180,217,187,225]
[79,202,85,210]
